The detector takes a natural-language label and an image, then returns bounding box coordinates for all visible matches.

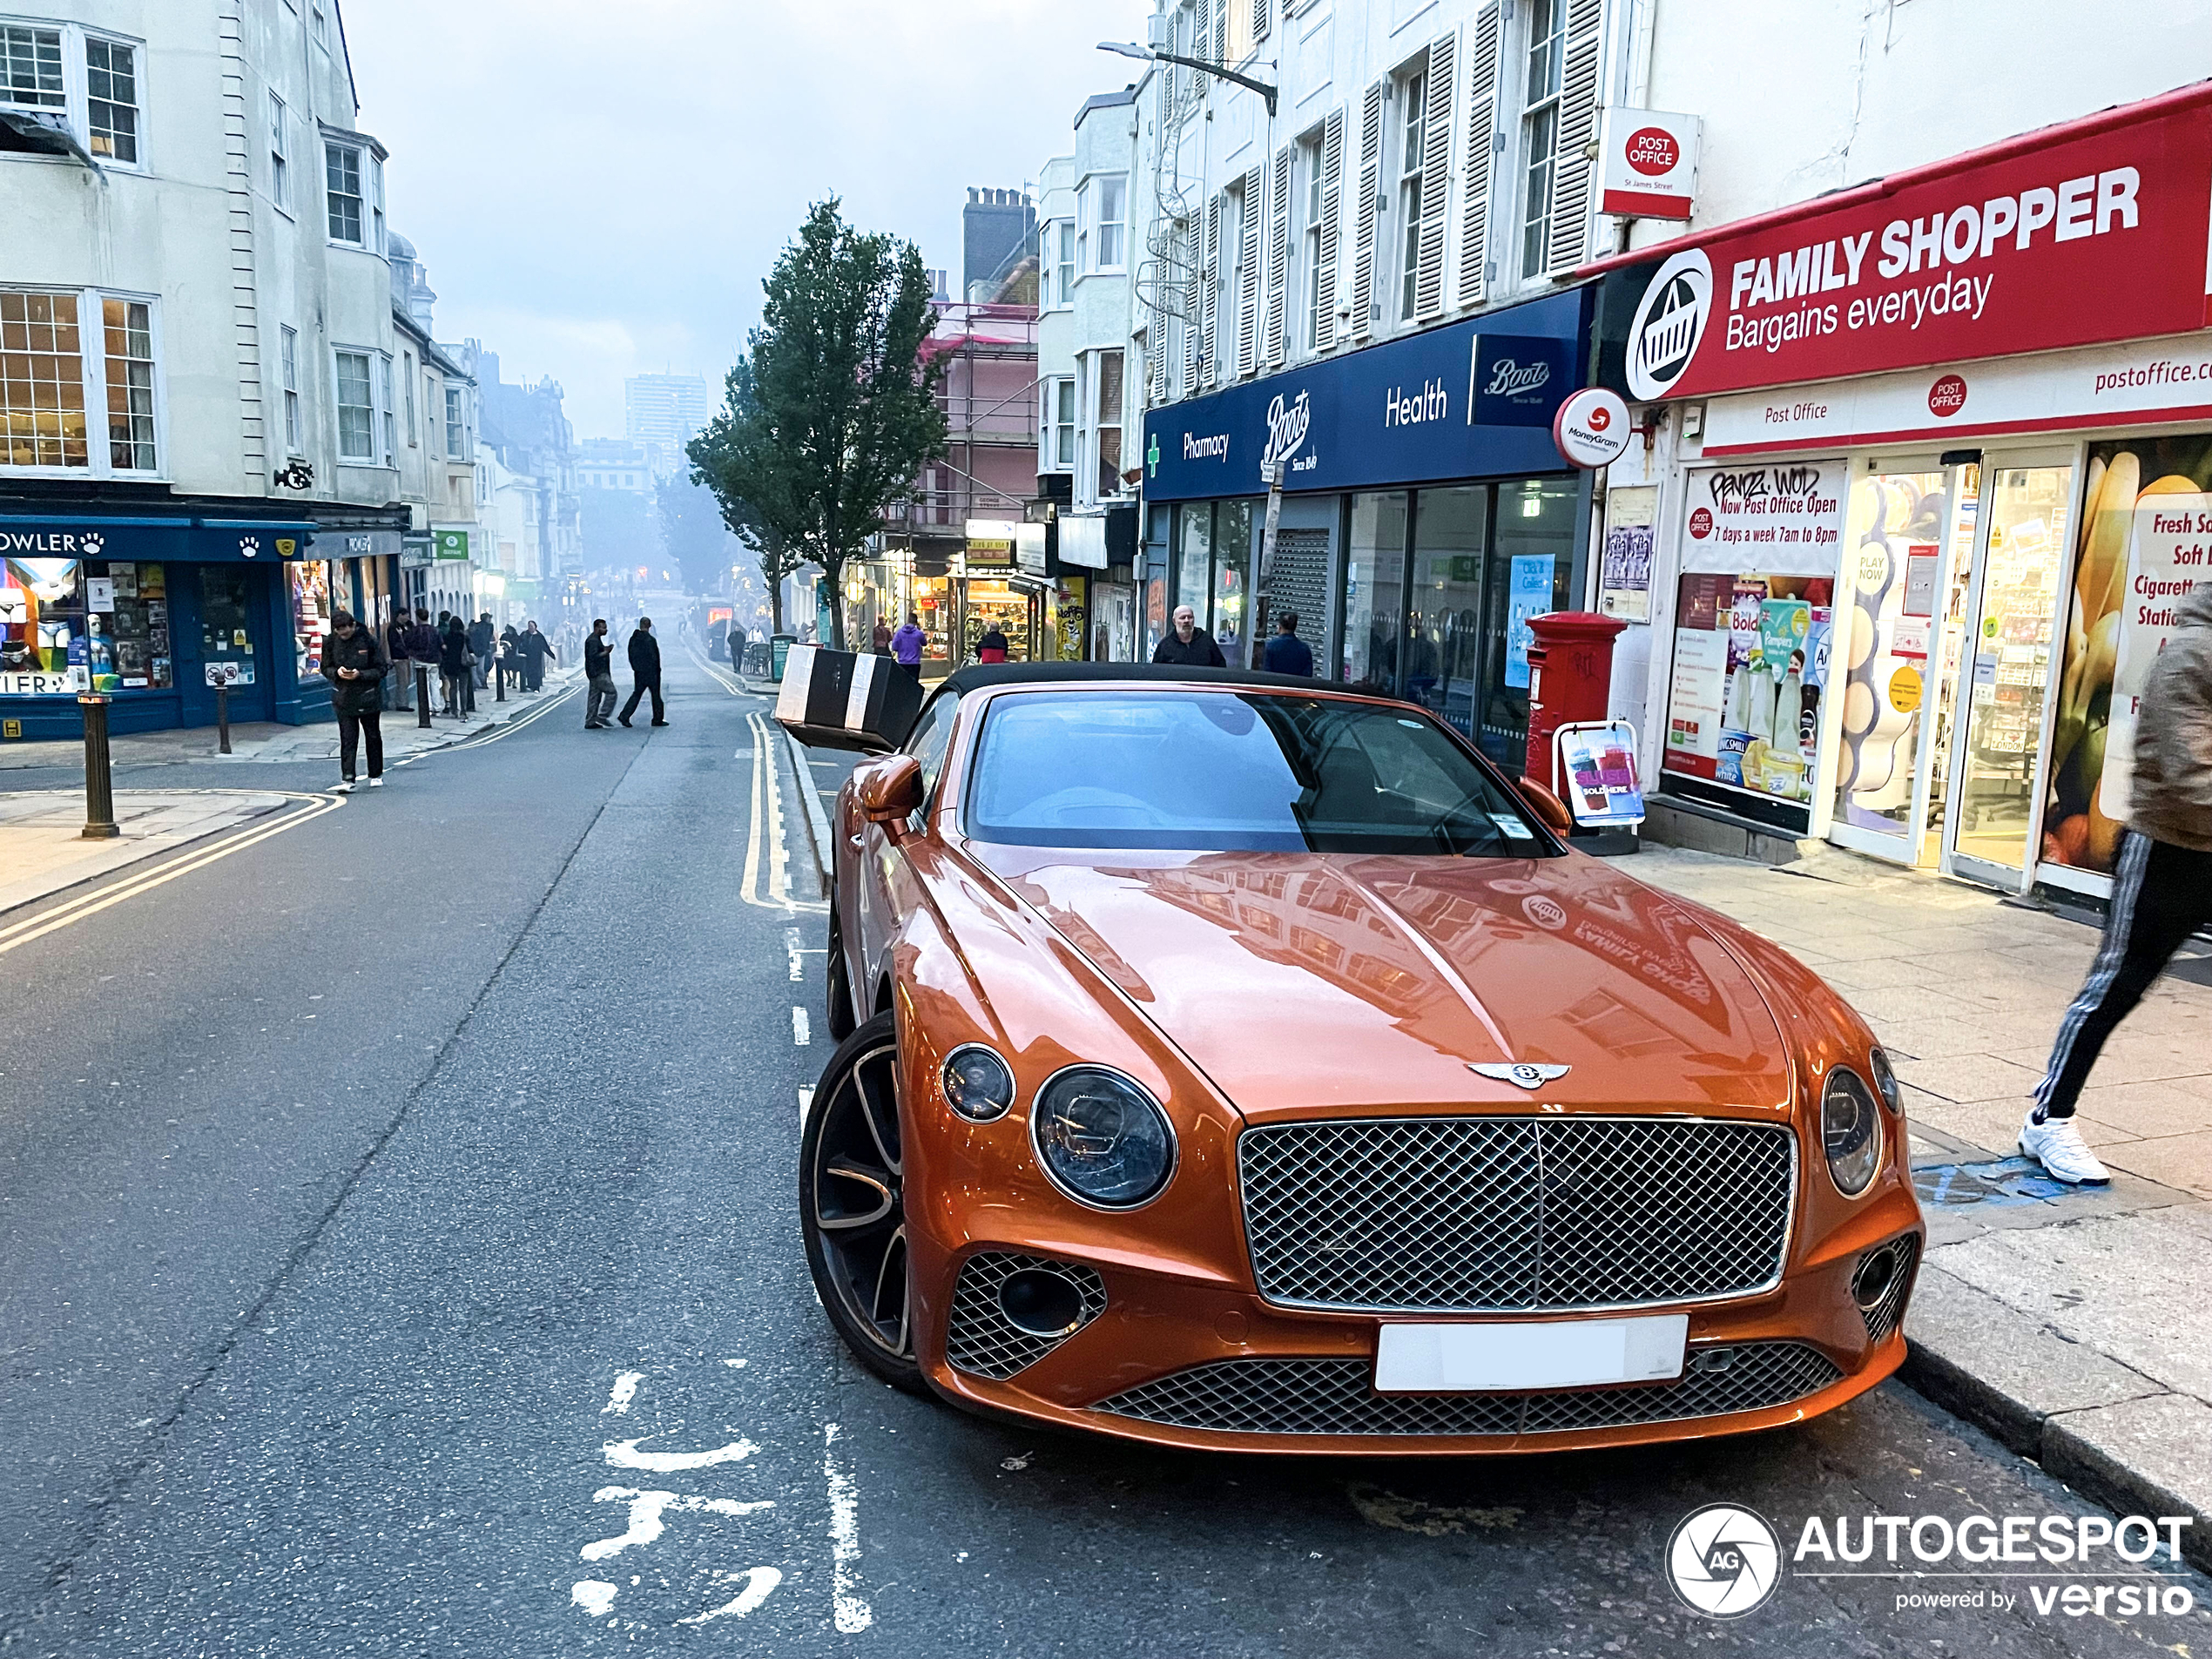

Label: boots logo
[1258,389,1311,481]
[1668,1504,1781,1618]
[1483,358,1552,401]
[1626,248,1714,401]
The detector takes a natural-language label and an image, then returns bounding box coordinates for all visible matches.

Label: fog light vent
[945,1252,1107,1380]
[1855,1235,1920,1346]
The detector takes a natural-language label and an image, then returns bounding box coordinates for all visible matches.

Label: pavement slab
[0,787,293,914]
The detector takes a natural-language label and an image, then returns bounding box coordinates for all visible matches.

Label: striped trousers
[2034,831,2212,1118]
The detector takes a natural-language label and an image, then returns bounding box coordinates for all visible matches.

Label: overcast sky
[344,1,1144,442]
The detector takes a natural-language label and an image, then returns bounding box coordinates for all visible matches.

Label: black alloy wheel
[825,900,856,1043]
[800,1011,925,1393]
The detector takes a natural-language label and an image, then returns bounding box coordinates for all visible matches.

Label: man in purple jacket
[890,611,927,681]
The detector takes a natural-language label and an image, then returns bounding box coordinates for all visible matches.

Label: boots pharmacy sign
[1605,84,2212,403]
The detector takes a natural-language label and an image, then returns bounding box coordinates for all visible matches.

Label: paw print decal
[238,536,260,558]
[79,533,105,557]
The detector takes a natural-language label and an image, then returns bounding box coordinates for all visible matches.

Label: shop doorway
[192,565,275,723]
[1828,449,2074,887]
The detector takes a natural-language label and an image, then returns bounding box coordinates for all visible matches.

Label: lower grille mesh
[944,1252,1107,1380]
[1091,1341,1842,1438]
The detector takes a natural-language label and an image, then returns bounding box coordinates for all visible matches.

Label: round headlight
[1823,1067,1884,1197]
[942,1045,1015,1122]
[1031,1066,1176,1209]
[1868,1047,1901,1115]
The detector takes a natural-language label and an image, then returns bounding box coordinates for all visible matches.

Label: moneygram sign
[1602,82,2212,402]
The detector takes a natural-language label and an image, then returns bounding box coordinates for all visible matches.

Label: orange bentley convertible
[793,661,1921,1454]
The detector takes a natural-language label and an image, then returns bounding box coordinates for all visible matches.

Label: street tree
[653,470,736,597]
[689,199,945,645]
[688,356,806,635]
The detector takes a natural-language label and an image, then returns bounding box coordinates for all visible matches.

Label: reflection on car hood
[984,848,1793,1120]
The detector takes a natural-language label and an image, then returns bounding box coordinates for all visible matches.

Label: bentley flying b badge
[1470,1062,1571,1091]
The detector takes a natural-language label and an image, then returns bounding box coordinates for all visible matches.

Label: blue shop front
[0,512,345,741]
[1139,287,1594,772]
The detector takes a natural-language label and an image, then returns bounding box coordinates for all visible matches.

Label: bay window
[334,349,374,461]
[326,142,363,244]
[0,23,145,169]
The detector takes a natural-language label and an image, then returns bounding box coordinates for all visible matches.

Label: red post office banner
[1601,84,2212,403]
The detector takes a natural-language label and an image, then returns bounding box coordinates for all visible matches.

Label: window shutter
[1179,219,1201,395]
[1254,0,1271,44]
[1237,166,1262,378]
[1189,0,1208,103]
[1457,0,1501,308]
[1349,78,1384,341]
[1213,0,1227,71]
[1413,29,1456,319]
[1544,0,1604,279]
[1315,108,1343,351]
[1264,144,1291,367]
[1202,193,1222,386]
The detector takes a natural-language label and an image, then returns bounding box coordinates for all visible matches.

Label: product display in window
[290,561,334,683]
[0,557,90,694]
[92,562,172,691]
[1666,572,1832,806]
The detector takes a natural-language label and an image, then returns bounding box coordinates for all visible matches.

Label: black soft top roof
[939,661,1350,697]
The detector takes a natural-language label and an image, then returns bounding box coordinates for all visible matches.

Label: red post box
[1524,611,1629,794]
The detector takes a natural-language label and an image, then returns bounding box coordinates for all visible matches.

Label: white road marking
[798,1085,814,1125]
[581,1488,776,1561]
[825,1423,873,1634]
[792,1007,811,1046]
[741,712,826,915]
[675,1567,781,1626]
[788,926,805,981]
[604,1435,761,1473]
[571,1581,619,1617]
[601,1372,645,1415]
[724,1357,748,1368]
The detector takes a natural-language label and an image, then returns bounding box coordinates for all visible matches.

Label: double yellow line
[0,790,346,957]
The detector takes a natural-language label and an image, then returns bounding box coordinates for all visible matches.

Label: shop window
[1213,498,1253,666]
[102,298,156,471]
[91,562,172,690]
[291,561,333,683]
[1407,486,1488,742]
[1342,491,1408,696]
[0,290,88,469]
[1176,502,1212,632]
[0,556,86,694]
[1484,479,1575,770]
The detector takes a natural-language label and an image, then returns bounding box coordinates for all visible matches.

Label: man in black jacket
[518,620,556,692]
[467,612,495,692]
[582,618,617,728]
[1152,604,1226,667]
[324,610,388,792]
[619,616,665,727]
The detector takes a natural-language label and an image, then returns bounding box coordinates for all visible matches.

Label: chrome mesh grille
[1858,1235,1919,1348]
[1092,1342,1841,1438]
[1238,1116,1795,1312]
[943,1251,1107,1381]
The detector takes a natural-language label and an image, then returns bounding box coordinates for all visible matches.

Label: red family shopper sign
[1602,84,2212,403]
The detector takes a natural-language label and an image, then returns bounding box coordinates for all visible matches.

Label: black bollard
[496,652,507,702]
[416,665,432,729]
[214,684,232,754]
[78,692,119,840]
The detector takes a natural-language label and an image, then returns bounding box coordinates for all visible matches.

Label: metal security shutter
[1412,29,1456,319]
[1264,145,1291,367]
[1349,78,1383,341]
[1237,166,1262,378]
[1543,0,1603,279]
[1457,1,1501,307]
[1202,194,1222,387]
[1179,219,1202,395]
[1314,108,1344,352]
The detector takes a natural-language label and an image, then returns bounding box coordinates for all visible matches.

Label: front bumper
[911,1196,1923,1455]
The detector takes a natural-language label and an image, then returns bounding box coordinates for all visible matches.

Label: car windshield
[964,690,1560,855]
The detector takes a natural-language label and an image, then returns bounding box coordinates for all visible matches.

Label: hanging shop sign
[1142,290,1584,502]
[1595,83,2212,404]
[1554,387,1632,468]
[1598,109,1700,221]
[433,528,471,561]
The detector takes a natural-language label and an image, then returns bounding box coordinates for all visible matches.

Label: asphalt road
[1,649,2205,1657]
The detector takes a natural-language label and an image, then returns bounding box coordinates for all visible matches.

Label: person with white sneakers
[2024,583,2212,1184]
[322,609,388,794]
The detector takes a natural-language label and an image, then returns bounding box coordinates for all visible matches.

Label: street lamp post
[1098,39,1278,116]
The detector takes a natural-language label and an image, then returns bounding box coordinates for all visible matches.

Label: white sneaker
[334,781,355,794]
[2020,1113,2111,1184]
[367,777,384,788]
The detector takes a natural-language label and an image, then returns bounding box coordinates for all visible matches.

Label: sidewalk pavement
[0,668,581,773]
[1625,843,2212,1568]
[0,788,293,915]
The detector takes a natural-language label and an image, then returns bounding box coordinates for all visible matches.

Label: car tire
[825,900,856,1044]
[800,1010,927,1395]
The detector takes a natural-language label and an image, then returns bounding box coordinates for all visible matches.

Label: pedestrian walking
[519,620,556,692]
[1152,604,1227,667]
[976,624,1009,664]
[469,612,495,691]
[1262,611,1314,676]
[406,607,441,707]
[324,609,387,792]
[439,614,470,718]
[891,611,926,682]
[872,617,894,655]
[618,615,666,727]
[583,618,618,728]
[384,610,413,710]
[725,620,745,665]
[2023,583,2212,1184]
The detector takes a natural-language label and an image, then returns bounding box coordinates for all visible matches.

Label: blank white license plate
[1373,1313,1689,1393]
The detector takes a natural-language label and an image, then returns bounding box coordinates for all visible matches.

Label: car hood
[981,848,1794,1120]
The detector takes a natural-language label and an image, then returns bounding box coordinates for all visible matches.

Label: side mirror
[856,753,925,825]
[1514,777,1575,838]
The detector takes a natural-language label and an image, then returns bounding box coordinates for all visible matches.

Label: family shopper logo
[1667,1505,1782,1618]
[1626,248,1715,401]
